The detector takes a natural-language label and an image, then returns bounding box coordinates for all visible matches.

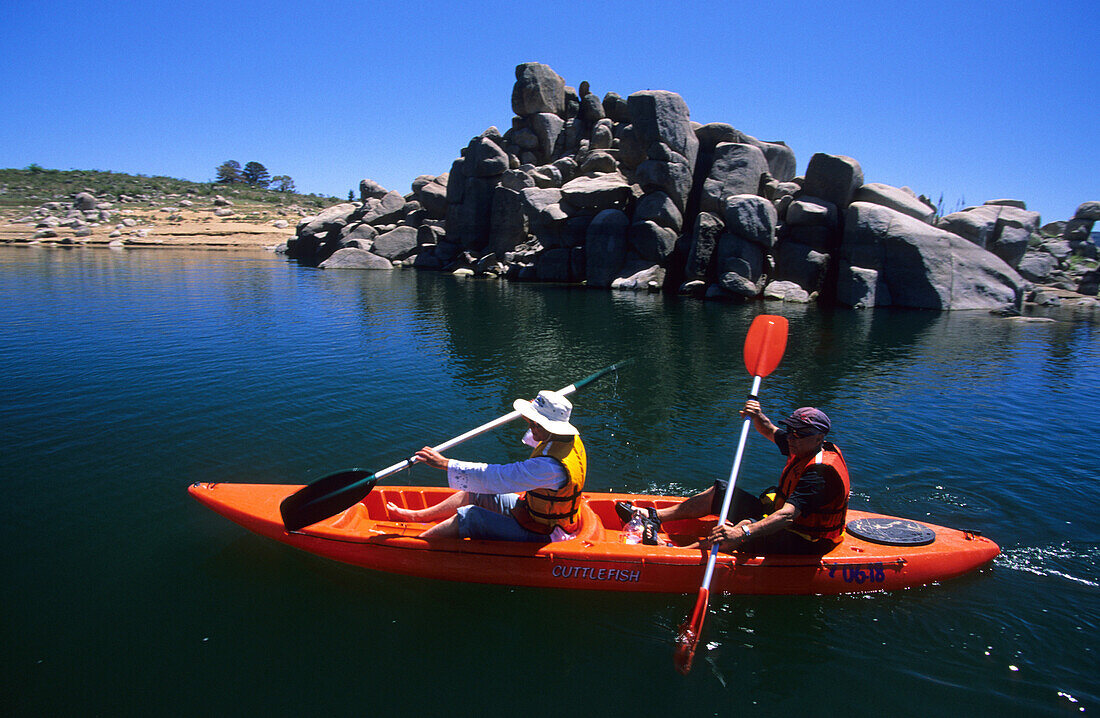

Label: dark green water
[2,247,1096,716]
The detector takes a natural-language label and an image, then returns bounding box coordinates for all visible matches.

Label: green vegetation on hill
[0,166,339,209]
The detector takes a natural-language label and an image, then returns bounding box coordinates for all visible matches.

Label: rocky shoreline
[0,181,310,250]
[282,62,1098,313]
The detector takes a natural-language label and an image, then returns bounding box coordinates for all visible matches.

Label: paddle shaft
[699,375,761,589]
[676,315,787,673]
[374,360,630,480]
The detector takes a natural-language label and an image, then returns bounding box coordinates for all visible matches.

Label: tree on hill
[271,175,295,193]
[242,162,271,188]
[215,160,242,184]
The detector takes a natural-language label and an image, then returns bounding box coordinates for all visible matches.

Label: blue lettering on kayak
[552,564,641,582]
[827,563,887,584]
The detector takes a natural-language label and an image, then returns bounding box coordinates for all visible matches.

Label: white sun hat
[513,390,579,436]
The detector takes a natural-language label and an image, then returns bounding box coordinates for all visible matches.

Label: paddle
[674,314,788,674]
[279,359,632,532]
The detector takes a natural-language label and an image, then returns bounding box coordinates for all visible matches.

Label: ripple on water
[996,541,1100,588]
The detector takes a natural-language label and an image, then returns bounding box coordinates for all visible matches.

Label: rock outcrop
[283,62,1100,308]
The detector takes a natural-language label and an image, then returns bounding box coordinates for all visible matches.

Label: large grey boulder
[418,180,449,219]
[318,248,393,269]
[362,191,407,226]
[298,202,360,236]
[938,204,1039,267]
[602,92,630,123]
[73,192,97,211]
[723,194,777,248]
[560,173,633,210]
[359,179,388,201]
[715,233,766,298]
[340,222,379,245]
[760,141,797,182]
[1074,201,1100,221]
[701,143,768,214]
[536,247,582,282]
[521,187,564,216]
[763,280,812,303]
[372,226,419,260]
[1038,237,1073,262]
[1079,269,1099,296]
[786,196,838,228]
[590,118,614,150]
[683,211,723,282]
[627,220,678,262]
[1063,218,1094,243]
[1016,251,1057,282]
[467,136,510,177]
[612,263,666,291]
[580,151,618,175]
[634,156,693,211]
[580,92,605,123]
[529,112,565,163]
[695,124,763,153]
[626,90,699,168]
[840,202,1026,310]
[446,176,497,251]
[512,62,565,116]
[633,191,683,232]
[490,186,528,257]
[776,242,829,292]
[501,168,537,192]
[853,183,935,223]
[836,266,888,309]
[803,153,863,208]
[520,187,568,247]
[585,209,630,287]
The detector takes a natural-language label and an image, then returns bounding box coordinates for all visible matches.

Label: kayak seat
[570,498,605,543]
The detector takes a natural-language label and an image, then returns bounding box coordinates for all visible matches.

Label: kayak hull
[189,483,999,595]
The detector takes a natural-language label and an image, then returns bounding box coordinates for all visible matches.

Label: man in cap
[387,390,587,542]
[617,399,850,554]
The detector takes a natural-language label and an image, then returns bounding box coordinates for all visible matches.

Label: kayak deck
[189,483,1000,595]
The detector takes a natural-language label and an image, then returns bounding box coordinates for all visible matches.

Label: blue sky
[1,1,1096,224]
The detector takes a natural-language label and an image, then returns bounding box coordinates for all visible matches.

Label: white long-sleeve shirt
[446,456,568,495]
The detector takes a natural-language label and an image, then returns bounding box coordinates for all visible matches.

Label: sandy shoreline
[0,202,298,250]
[0,220,291,250]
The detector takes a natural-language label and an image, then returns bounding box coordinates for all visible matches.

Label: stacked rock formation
[285,62,1100,307]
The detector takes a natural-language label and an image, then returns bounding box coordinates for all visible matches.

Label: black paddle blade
[279,469,377,531]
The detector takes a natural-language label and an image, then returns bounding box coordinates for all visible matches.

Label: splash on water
[997,542,1099,588]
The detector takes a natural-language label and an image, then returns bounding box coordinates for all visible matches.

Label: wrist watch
[741,523,753,538]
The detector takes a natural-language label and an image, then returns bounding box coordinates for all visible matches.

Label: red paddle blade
[743,314,788,378]
[674,588,709,674]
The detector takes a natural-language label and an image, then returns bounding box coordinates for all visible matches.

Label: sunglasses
[787,427,821,439]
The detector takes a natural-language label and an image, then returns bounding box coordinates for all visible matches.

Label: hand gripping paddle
[674,314,788,674]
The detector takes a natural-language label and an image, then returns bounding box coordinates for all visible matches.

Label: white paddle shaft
[700,374,763,589]
[372,380,586,482]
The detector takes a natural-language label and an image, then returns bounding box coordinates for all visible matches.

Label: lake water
[2,247,1097,716]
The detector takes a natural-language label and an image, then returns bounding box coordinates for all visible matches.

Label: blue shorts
[455,493,548,542]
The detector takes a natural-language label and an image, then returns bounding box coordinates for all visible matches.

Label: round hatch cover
[846,518,936,546]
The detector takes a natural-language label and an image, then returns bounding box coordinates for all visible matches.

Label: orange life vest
[512,436,587,534]
[774,441,850,543]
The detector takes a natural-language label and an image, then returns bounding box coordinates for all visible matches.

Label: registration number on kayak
[827,562,888,584]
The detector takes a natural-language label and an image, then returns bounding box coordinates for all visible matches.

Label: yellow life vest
[512,436,587,534]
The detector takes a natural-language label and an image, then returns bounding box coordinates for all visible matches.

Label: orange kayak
[189,482,999,595]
